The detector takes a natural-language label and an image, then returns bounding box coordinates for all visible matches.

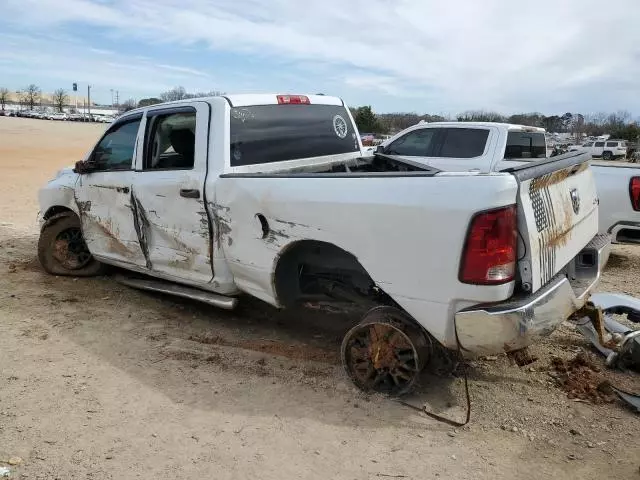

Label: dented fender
[37,168,81,226]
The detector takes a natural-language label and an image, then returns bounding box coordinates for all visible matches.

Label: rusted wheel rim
[341,307,429,395]
[53,227,92,270]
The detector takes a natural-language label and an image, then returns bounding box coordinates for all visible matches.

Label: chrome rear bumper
[455,234,610,356]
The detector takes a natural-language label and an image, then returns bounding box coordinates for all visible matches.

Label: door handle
[180,188,200,199]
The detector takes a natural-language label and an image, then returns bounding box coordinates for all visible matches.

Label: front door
[130,103,213,284]
[75,114,148,268]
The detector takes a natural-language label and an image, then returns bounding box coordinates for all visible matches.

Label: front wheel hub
[341,306,431,395]
[53,227,92,270]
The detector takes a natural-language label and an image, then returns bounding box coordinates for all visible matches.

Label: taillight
[276,95,310,105]
[630,177,640,211]
[460,206,517,285]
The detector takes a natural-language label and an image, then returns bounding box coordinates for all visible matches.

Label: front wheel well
[273,240,395,309]
[43,205,75,221]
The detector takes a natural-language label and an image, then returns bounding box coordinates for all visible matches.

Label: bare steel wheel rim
[53,227,92,270]
[342,307,429,395]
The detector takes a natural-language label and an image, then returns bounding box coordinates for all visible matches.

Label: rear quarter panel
[212,173,519,348]
[591,162,640,236]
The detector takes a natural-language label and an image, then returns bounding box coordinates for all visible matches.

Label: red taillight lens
[460,205,517,285]
[276,95,310,105]
[630,177,640,211]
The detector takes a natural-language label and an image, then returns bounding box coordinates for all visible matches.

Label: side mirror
[375,145,385,154]
[73,159,96,174]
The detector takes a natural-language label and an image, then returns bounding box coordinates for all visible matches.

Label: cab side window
[386,129,436,156]
[92,118,141,170]
[594,141,605,147]
[144,109,196,170]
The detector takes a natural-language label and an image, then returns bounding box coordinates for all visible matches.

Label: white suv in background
[579,139,627,160]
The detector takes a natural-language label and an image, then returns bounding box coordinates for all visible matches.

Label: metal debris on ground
[576,315,640,371]
[0,467,9,478]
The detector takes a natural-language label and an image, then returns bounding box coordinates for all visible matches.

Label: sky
[1,0,639,116]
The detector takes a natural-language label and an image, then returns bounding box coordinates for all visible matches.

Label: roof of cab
[223,94,343,107]
[118,93,344,118]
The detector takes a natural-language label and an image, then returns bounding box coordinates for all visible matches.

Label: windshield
[504,132,547,159]
[229,104,360,167]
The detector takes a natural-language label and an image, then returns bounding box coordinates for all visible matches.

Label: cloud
[2,0,640,113]
[0,32,216,101]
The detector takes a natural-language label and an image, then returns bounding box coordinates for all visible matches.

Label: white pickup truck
[39,96,609,394]
[376,122,640,247]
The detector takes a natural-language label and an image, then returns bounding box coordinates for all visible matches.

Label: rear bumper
[609,221,640,245]
[455,234,610,356]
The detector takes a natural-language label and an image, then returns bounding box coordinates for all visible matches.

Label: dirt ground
[1,116,639,479]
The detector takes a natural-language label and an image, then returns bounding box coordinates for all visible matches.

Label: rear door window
[229,104,359,167]
[605,141,618,147]
[386,129,436,156]
[435,128,489,158]
[504,132,546,159]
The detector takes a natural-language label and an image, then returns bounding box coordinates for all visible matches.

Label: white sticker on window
[333,115,348,139]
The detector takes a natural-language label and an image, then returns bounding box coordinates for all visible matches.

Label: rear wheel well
[273,240,395,309]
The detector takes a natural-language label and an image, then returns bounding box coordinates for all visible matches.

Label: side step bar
[115,275,238,310]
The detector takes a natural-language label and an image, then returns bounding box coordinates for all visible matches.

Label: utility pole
[110,89,114,107]
[87,85,91,116]
[115,90,119,107]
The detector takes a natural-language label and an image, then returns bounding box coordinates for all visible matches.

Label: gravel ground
[1,117,639,479]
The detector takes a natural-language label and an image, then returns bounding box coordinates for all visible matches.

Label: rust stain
[188,334,339,364]
[209,203,232,246]
[546,200,574,248]
[77,200,92,213]
[530,162,588,191]
[90,217,136,258]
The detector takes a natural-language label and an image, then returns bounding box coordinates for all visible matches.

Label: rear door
[507,153,599,292]
[131,102,213,284]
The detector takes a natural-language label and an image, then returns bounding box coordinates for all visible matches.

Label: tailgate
[507,152,598,293]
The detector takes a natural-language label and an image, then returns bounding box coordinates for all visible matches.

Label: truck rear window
[504,132,546,159]
[229,104,360,167]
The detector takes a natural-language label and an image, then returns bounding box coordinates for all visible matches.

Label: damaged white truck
[38,94,612,394]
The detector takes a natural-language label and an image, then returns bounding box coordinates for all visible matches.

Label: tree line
[2,83,638,143]
[0,84,70,113]
[351,106,640,143]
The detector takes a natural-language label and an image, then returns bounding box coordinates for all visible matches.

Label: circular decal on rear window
[333,115,348,139]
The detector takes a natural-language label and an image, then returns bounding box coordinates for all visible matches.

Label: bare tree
[20,84,41,110]
[160,86,187,102]
[160,86,224,102]
[52,88,69,113]
[119,98,137,113]
[0,88,9,112]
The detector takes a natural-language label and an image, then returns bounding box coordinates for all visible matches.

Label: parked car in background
[575,139,628,160]
[374,122,640,247]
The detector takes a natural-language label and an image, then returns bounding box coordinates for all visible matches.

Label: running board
[115,275,238,310]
